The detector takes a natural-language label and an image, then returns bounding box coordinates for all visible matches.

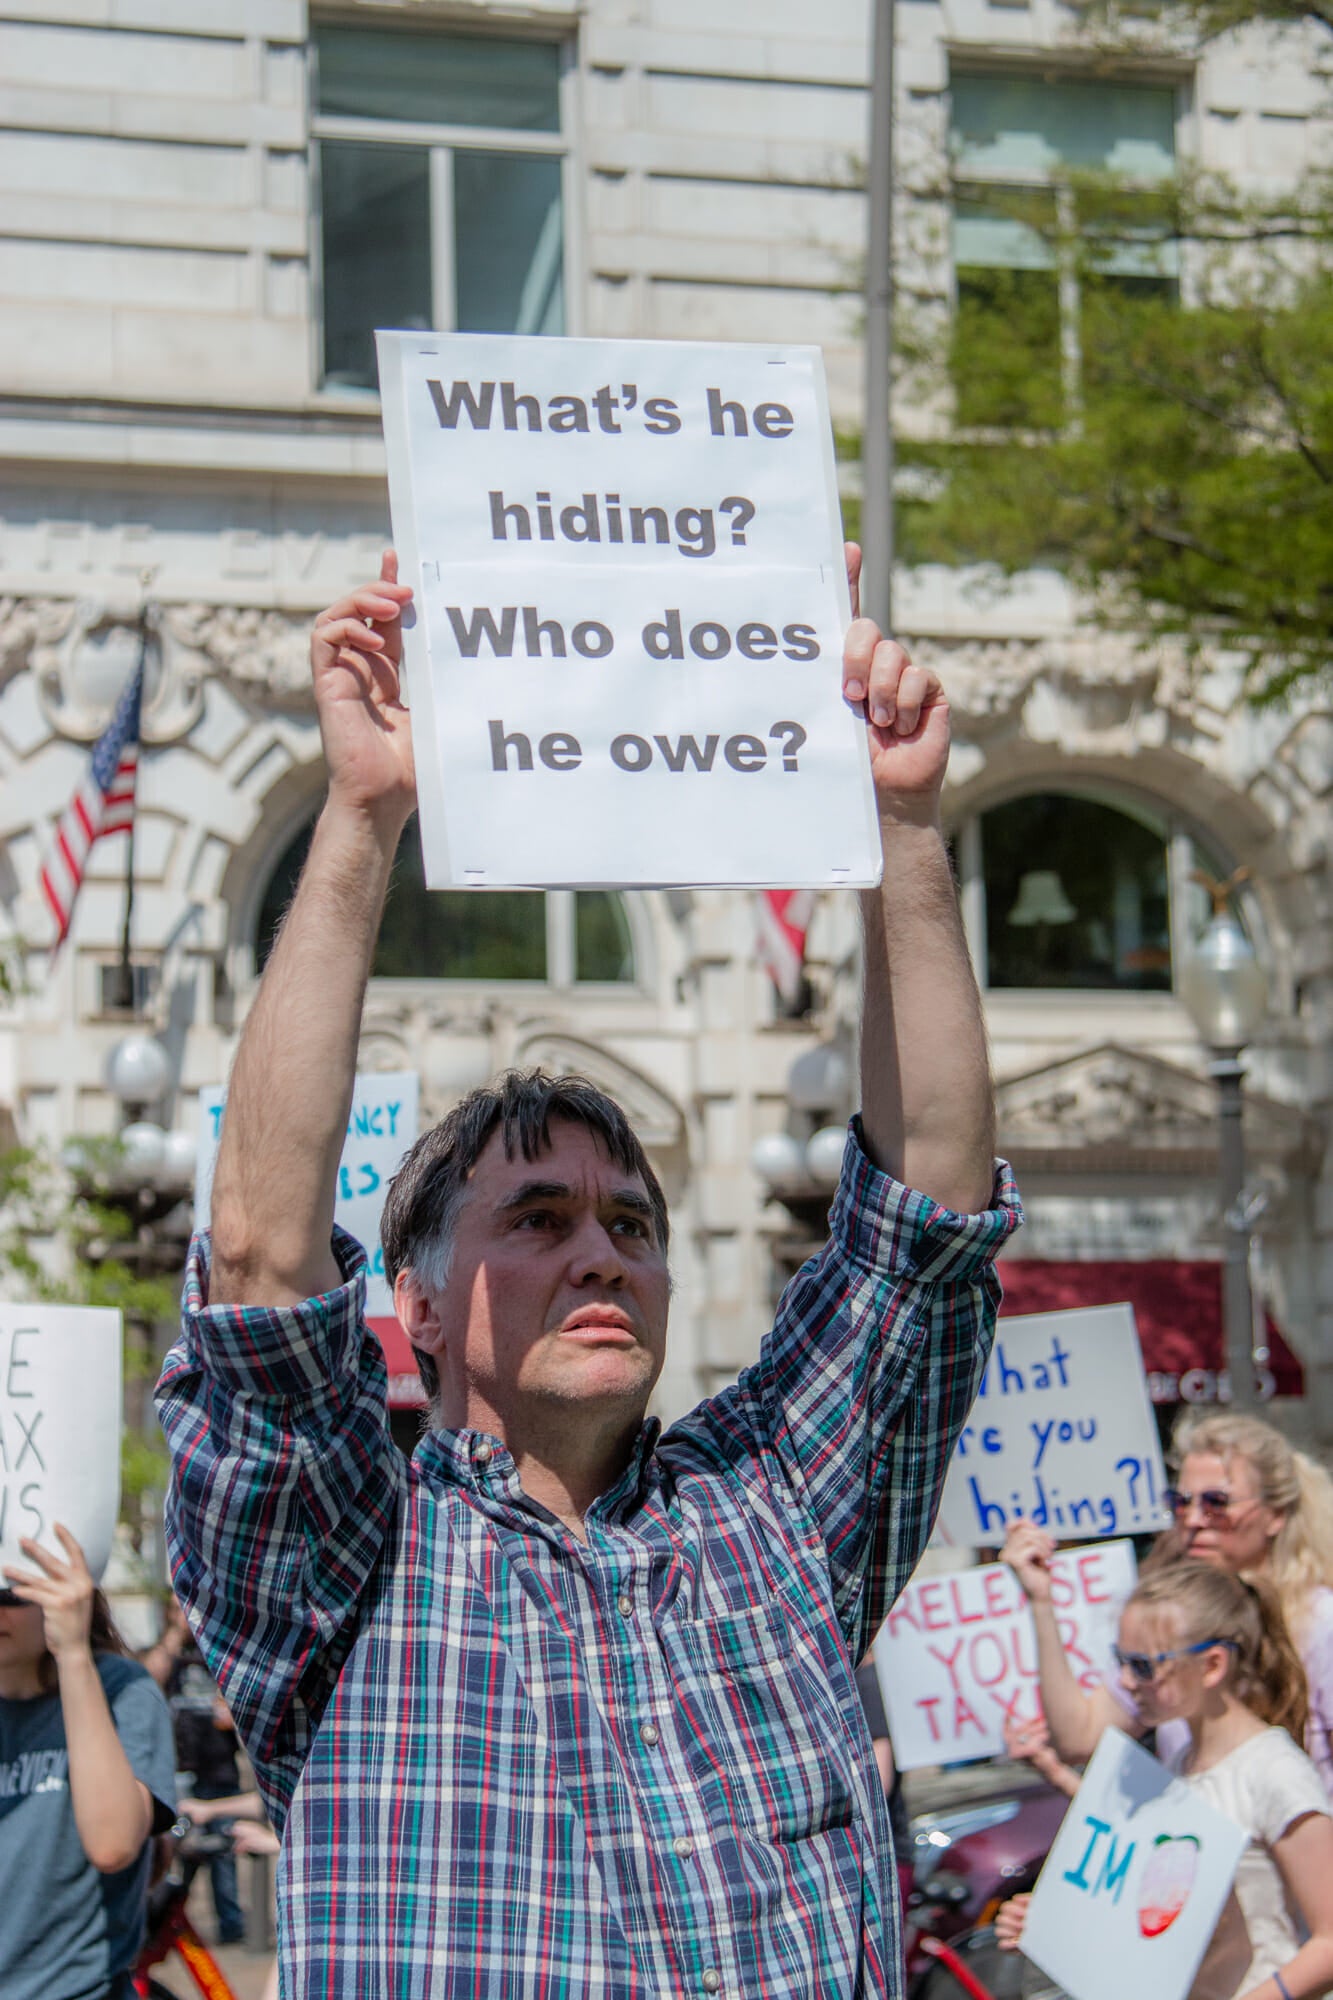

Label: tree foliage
[894,35,1333,699]
[0,1142,178,1519]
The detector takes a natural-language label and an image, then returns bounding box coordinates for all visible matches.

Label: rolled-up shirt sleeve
[683,1120,1021,1664]
[155,1226,404,1826]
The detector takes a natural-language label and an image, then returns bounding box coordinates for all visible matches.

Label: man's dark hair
[380,1068,669,1405]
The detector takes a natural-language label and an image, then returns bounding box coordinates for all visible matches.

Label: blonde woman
[1003,1412,1333,1790]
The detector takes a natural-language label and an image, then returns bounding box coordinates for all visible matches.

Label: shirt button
[702,1973,721,1994]
[617,1593,633,1617]
[672,1835,693,1858]
[474,1442,493,1466]
[639,1721,660,1746]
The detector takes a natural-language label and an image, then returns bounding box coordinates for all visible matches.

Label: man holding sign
[158,540,1019,1998]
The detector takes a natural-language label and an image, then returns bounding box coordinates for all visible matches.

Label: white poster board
[377,330,882,890]
[935,1305,1169,1547]
[1021,1729,1246,2000]
[874,1540,1137,1769]
[196,1073,419,1319]
[1,1304,122,1582]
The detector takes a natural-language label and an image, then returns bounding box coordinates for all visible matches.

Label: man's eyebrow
[493,1179,654,1217]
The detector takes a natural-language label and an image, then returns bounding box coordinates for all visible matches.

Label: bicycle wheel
[913,1926,1044,2000]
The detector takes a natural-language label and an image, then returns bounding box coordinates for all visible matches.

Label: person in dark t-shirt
[0,1527,176,2000]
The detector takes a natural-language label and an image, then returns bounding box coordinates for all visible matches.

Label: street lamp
[1178,873,1268,1411]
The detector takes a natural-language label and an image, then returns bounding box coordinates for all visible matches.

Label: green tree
[0,1140,180,1542]
[891,40,1333,699]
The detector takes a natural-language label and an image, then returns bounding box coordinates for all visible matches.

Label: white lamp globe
[160,1129,198,1189]
[805,1125,848,1189]
[786,1044,852,1117]
[750,1131,806,1191]
[1179,912,1267,1050]
[117,1121,168,1185]
[104,1033,171,1106]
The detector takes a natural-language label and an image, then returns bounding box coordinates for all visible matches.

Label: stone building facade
[1,0,1331,1437]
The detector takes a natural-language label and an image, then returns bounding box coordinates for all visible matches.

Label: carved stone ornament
[912,628,1194,749]
[160,604,312,706]
[28,598,205,744]
[998,1041,1318,1170]
[515,1029,687,1155]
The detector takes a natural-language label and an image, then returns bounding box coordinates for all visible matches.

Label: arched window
[255,815,636,984]
[955,788,1232,993]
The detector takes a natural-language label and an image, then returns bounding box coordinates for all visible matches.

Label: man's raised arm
[210,553,415,1308]
[841,545,994,1215]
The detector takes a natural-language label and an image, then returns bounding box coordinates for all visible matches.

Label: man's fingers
[865,637,911,729]
[891,664,933,735]
[842,615,881,702]
[315,617,385,656]
[380,547,400,586]
[318,586,411,633]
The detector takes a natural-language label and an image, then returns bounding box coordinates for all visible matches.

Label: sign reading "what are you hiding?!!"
[934,1304,1170,1547]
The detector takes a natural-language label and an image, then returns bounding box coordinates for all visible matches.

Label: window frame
[953,780,1262,1002]
[946,63,1187,426]
[307,20,581,401]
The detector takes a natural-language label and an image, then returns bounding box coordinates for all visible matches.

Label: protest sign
[874,1540,1136,1769]
[376,330,882,890]
[1021,1728,1246,2000]
[934,1304,1169,1548]
[1,1304,122,1582]
[196,1072,419,1319]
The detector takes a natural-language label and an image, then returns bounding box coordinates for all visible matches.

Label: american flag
[756,889,815,1008]
[40,653,145,949]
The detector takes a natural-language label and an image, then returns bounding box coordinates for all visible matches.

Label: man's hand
[842,542,948,824]
[311,549,415,830]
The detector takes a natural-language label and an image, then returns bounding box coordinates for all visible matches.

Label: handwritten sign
[1,1304,122,1583]
[1022,1729,1246,2000]
[376,330,882,890]
[934,1305,1169,1547]
[874,1541,1137,1769]
[195,1073,419,1318]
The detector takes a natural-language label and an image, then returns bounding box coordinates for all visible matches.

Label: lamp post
[1178,876,1268,1411]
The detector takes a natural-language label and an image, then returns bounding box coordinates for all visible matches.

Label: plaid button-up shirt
[158,1129,1019,1999]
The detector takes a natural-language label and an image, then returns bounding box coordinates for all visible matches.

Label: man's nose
[568,1215,627,1284]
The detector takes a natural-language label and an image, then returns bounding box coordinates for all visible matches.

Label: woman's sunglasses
[1113,1638,1240,1684]
[1163,1487,1243,1520]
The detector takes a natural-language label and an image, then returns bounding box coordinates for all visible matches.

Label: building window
[955,788,1234,993]
[312,23,566,391]
[255,816,636,986]
[949,71,1179,425]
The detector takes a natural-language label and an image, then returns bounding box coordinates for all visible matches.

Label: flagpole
[862,0,895,634]
[110,600,151,1014]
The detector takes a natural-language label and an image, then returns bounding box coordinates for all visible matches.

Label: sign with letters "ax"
[1,1304,122,1584]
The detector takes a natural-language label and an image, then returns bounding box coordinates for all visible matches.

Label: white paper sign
[935,1305,1169,1548]
[376,330,882,890]
[1022,1729,1246,2000]
[1,1304,122,1582]
[195,1073,419,1319]
[874,1540,1137,1769]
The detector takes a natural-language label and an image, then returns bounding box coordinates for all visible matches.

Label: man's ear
[394,1268,446,1358]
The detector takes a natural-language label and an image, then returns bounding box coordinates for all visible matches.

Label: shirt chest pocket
[669,1598,857,1845]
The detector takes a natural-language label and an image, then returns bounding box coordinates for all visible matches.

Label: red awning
[996,1258,1303,1404]
[369,1316,427,1409]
